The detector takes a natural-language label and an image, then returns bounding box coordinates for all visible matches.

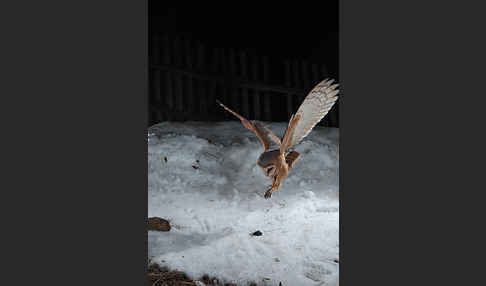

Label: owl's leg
[264,186,274,199]
[264,177,281,199]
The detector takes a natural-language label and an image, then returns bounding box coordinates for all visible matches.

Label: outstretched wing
[283,79,339,151]
[217,100,281,151]
[280,113,301,153]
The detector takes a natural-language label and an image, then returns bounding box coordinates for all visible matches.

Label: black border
[341,0,486,285]
[3,1,147,285]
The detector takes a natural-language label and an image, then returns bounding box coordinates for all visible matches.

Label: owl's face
[261,164,277,177]
[257,150,280,178]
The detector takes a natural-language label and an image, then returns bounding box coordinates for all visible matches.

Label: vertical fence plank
[331,100,339,127]
[321,64,329,79]
[172,37,183,118]
[196,42,207,119]
[251,55,260,120]
[292,60,302,103]
[152,33,161,65]
[220,48,230,108]
[184,37,194,115]
[262,56,271,121]
[174,45,183,116]
[208,47,219,119]
[173,37,182,68]
[228,48,238,110]
[311,63,320,85]
[301,60,310,90]
[240,51,249,118]
[153,71,162,120]
[152,33,163,121]
[163,74,173,121]
[162,35,173,121]
[284,60,293,119]
[174,74,183,115]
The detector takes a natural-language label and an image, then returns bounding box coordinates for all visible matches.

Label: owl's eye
[266,166,275,176]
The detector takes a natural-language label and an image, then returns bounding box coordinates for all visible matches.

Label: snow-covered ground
[148,121,339,286]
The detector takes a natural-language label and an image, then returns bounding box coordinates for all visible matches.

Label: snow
[148,121,339,286]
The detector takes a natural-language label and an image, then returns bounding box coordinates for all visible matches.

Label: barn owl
[217,78,339,198]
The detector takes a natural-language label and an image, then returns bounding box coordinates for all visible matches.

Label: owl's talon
[264,187,273,199]
[264,191,272,199]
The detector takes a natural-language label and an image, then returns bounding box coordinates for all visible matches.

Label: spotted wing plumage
[284,79,339,152]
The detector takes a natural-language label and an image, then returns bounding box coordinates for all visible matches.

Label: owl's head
[257,150,283,178]
[262,164,277,177]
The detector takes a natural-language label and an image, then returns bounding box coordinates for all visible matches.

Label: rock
[147,217,170,231]
[251,230,263,236]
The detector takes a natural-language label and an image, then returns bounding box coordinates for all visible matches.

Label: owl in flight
[217,78,339,198]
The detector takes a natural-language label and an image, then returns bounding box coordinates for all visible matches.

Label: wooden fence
[149,33,339,127]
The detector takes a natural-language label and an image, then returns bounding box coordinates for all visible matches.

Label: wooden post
[152,34,162,121]
[162,35,173,120]
[208,47,219,118]
[250,55,260,120]
[331,100,339,127]
[240,51,249,118]
[284,60,293,119]
[184,38,194,114]
[301,60,310,90]
[173,37,182,67]
[172,37,184,117]
[311,63,320,85]
[262,56,271,121]
[174,74,183,115]
[196,42,207,119]
[220,48,229,108]
[228,48,237,110]
[153,69,162,120]
[152,33,161,65]
[292,60,302,102]
[321,64,329,79]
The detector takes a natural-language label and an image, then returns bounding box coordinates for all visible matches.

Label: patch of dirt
[148,263,193,286]
[148,262,258,286]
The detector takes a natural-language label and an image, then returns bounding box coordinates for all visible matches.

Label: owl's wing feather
[285,79,339,151]
[217,100,281,151]
[253,121,281,151]
[280,113,301,153]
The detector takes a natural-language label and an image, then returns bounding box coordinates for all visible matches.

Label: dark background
[148,1,339,127]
